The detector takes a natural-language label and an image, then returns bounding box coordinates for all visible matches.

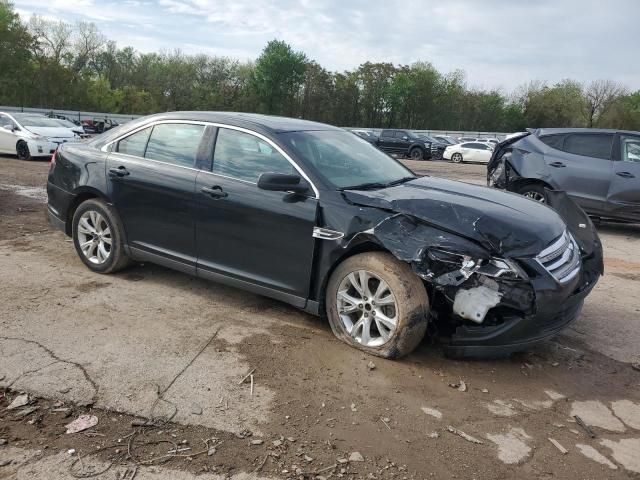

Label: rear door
[539,132,614,214]
[378,130,395,153]
[607,133,640,220]
[195,126,318,304]
[107,122,207,270]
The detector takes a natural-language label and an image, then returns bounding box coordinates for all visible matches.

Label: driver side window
[212,128,294,183]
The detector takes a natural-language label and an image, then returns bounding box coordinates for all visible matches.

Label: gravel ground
[1,155,639,479]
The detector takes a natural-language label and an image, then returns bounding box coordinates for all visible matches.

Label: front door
[607,133,640,220]
[541,132,614,214]
[106,122,206,269]
[195,127,318,305]
[0,114,16,153]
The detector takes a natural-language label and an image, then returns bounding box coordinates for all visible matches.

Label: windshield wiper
[340,176,416,191]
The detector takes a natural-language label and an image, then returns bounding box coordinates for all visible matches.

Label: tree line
[1,1,639,132]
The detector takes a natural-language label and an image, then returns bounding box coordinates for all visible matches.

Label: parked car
[433,135,458,145]
[47,113,81,126]
[375,129,432,160]
[51,118,89,138]
[443,142,494,163]
[47,112,603,359]
[0,112,78,160]
[488,128,640,223]
[349,129,379,144]
[414,133,449,159]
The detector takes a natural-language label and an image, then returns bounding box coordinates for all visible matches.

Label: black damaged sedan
[47,112,604,358]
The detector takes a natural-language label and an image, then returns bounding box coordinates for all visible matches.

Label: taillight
[50,149,57,170]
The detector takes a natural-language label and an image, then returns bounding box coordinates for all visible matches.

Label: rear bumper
[46,181,75,236]
[47,207,67,233]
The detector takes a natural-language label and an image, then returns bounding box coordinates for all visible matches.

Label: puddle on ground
[0,183,47,202]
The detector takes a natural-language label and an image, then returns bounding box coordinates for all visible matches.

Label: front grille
[536,231,581,284]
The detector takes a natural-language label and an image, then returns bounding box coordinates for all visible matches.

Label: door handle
[549,162,566,168]
[201,185,228,198]
[616,171,635,178]
[108,166,130,177]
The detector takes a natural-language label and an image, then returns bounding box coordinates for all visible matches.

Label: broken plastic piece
[453,285,502,323]
[65,414,98,434]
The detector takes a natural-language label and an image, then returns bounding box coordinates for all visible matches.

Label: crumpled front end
[344,190,603,358]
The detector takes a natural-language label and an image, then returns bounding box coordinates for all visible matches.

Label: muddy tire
[326,252,429,359]
[409,147,424,160]
[72,199,131,274]
[451,152,463,163]
[516,183,547,203]
[16,141,31,160]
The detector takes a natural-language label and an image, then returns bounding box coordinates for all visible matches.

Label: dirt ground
[1,155,640,479]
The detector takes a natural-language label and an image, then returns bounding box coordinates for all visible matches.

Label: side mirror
[257,173,309,193]
[2,124,14,131]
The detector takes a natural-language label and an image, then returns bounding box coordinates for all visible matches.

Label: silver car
[488,128,640,222]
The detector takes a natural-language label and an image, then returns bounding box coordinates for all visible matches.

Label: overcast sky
[13,0,640,92]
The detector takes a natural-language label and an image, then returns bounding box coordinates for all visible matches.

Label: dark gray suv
[487,128,640,222]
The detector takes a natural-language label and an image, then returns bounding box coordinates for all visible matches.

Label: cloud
[12,0,640,90]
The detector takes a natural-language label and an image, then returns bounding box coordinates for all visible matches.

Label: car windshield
[279,130,415,190]
[14,114,64,128]
[415,134,436,142]
[54,119,76,128]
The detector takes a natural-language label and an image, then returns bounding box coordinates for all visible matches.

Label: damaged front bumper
[443,250,601,358]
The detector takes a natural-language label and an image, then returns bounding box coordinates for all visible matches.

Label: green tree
[252,39,306,115]
[0,1,33,105]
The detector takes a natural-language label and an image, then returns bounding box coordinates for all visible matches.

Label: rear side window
[620,135,640,163]
[380,130,393,138]
[563,134,613,160]
[212,128,294,183]
[145,123,205,168]
[539,134,566,150]
[117,127,151,157]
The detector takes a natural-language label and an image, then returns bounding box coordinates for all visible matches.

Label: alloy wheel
[16,142,30,160]
[452,153,462,163]
[336,270,398,347]
[76,210,112,264]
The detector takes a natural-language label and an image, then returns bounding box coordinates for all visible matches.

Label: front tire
[516,183,547,203]
[16,141,31,160]
[72,199,130,273]
[451,153,463,163]
[409,147,424,161]
[326,252,429,359]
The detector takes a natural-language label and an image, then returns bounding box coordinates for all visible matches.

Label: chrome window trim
[101,119,320,198]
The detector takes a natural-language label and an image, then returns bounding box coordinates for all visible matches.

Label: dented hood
[343,176,567,257]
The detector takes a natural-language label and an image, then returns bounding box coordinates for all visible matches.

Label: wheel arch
[65,187,111,235]
[314,237,391,317]
[507,177,554,194]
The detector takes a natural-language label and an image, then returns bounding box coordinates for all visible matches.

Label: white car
[443,142,494,164]
[0,112,79,160]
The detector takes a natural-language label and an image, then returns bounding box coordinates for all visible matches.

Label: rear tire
[72,199,131,274]
[409,147,424,161]
[516,183,547,203]
[326,252,429,359]
[16,141,31,161]
[451,153,463,163]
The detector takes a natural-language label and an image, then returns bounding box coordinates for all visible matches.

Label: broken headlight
[477,258,526,279]
[426,248,526,285]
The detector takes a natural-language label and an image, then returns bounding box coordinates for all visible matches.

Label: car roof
[138,111,341,135]
[532,127,640,136]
